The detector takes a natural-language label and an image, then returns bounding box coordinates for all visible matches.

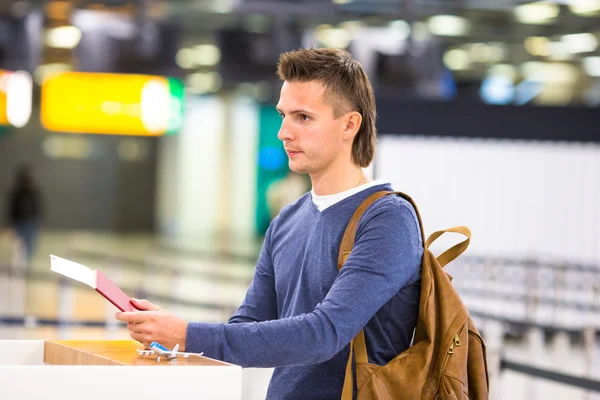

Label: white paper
[50,254,97,288]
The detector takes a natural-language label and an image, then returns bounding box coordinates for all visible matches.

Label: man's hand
[115,298,189,351]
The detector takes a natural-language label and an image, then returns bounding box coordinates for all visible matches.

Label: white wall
[376,136,600,266]
[155,95,260,241]
[156,95,225,238]
[229,97,259,240]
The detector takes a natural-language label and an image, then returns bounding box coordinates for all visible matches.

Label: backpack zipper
[424,319,467,398]
[448,334,462,354]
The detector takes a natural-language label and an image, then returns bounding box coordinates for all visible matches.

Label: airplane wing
[173,351,204,358]
[137,343,203,359]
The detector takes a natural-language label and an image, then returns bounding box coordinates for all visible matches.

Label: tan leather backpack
[339,191,489,400]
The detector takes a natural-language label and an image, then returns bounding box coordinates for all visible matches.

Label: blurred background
[0,0,599,399]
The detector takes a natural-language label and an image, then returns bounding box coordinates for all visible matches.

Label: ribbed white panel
[156,96,224,238]
[376,136,600,266]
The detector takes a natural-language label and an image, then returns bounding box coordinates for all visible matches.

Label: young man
[116,48,423,399]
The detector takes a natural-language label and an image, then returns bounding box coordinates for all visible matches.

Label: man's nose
[277,118,293,142]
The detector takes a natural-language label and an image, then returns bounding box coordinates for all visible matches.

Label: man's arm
[115,220,280,350]
[186,199,422,368]
[228,225,277,324]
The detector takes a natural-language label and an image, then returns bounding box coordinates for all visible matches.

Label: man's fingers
[130,332,151,349]
[127,322,146,333]
[130,331,143,341]
[130,298,162,311]
[115,311,150,323]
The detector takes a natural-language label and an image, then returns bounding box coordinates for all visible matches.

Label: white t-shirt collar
[311,179,390,212]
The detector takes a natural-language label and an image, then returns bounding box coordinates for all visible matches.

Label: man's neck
[310,164,368,196]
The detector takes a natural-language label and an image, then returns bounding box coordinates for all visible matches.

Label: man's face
[276,80,348,176]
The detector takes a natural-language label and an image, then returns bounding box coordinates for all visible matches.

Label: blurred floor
[0,230,258,336]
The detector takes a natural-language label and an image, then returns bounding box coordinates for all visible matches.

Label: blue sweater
[186,183,423,399]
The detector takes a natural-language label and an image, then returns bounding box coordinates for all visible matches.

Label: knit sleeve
[226,225,278,324]
[185,199,422,368]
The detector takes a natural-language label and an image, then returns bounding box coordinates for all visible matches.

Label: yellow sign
[0,72,8,125]
[41,72,173,135]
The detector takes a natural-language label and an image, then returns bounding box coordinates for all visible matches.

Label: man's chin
[288,160,306,174]
[288,163,309,175]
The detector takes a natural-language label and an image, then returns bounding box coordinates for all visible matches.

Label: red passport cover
[94,269,138,312]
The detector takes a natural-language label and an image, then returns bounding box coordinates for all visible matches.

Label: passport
[50,254,138,312]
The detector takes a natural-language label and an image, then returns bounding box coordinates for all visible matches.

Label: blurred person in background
[117,48,422,399]
[6,165,43,263]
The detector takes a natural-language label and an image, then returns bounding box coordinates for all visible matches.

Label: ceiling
[5,0,600,105]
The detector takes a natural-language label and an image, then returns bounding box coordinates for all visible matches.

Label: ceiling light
[568,0,600,15]
[339,20,363,34]
[427,15,469,36]
[211,2,232,13]
[487,43,507,63]
[195,44,221,66]
[469,43,493,63]
[388,20,411,41]
[561,33,598,53]
[583,56,600,76]
[45,26,82,49]
[187,72,222,94]
[521,61,579,83]
[488,64,518,80]
[514,2,560,24]
[443,48,471,70]
[524,36,550,56]
[549,41,575,60]
[411,22,429,41]
[176,48,195,69]
[316,26,352,49]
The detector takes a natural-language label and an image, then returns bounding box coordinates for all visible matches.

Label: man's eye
[299,114,310,121]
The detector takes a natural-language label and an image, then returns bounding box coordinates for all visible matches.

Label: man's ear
[342,111,362,141]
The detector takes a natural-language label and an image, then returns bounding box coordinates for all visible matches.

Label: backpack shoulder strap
[337,190,426,270]
[339,190,426,400]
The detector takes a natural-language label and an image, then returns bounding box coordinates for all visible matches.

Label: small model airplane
[137,342,204,362]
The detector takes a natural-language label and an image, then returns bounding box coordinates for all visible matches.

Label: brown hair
[277,48,376,168]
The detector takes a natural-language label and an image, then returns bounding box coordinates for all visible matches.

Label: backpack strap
[425,226,471,268]
[337,190,425,271]
[342,330,366,400]
[339,190,426,400]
